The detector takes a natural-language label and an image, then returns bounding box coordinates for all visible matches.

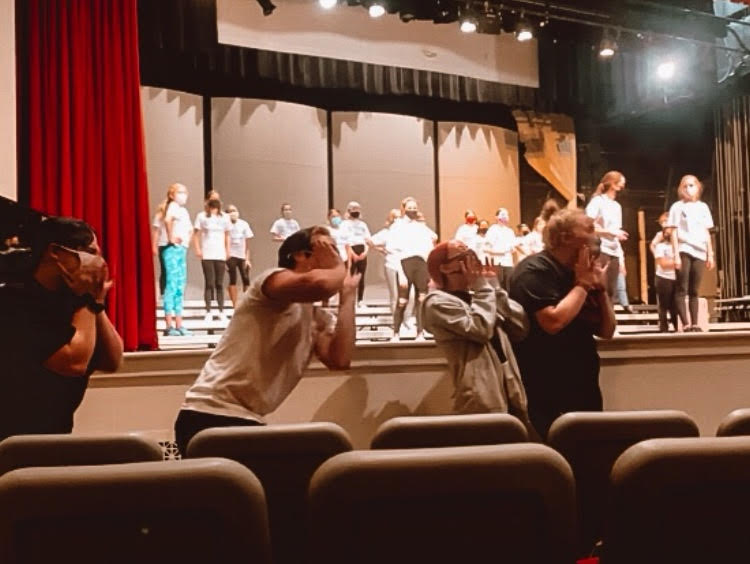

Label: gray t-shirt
[182,268,336,421]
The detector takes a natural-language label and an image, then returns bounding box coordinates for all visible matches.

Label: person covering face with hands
[509,208,616,440]
[174,225,361,454]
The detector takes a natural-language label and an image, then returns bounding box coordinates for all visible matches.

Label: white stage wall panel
[0,0,16,200]
[217,0,538,87]
[332,112,436,300]
[438,123,520,242]
[140,87,206,301]
[211,98,328,275]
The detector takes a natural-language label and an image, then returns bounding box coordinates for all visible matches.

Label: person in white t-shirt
[651,212,678,333]
[454,209,479,251]
[173,225,360,454]
[225,204,254,307]
[342,201,372,306]
[161,183,193,337]
[368,209,407,317]
[270,203,300,242]
[486,208,517,290]
[327,209,349,262]
[388,197,437,341]
[667,174,715,332]
[151,210,168,296]
[194,193,231,323]
[585,170,629,300]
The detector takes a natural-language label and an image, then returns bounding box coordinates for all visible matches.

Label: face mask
[283,210,293,219]
[477,229,488,236]
[229,212,239,222]
[686,185,699,198]
[331,216,342,227]
[405,210,418,220]
[175,193,188,206]
[466,216,476,224]
[497,212,509,224]
[349,211,360,219]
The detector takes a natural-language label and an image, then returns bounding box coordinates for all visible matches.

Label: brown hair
[593,170,625,197]
[427,242,451,288]
[544,208,590,250]
[676,174,703,202]
[540,199,561,222]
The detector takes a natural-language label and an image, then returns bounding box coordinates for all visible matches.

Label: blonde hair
[677,174,703,202]
[386,208,400,226]
[593,170,625,197]
[544,208,590,250]
[157,183,184,219]
[401,196,417,215]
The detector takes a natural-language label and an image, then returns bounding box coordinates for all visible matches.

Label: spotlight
[319,0,337,9]
[368,2,386,17]
[255,0,276,16]
[460,17,478,33]
[657,60,676,80]
[599,37,617,58]
[515,17,534,42]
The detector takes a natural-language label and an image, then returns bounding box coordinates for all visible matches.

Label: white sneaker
[390,334,400,343]
[415,333,426,342]
[204,312,213,323]
[218,312,228,324]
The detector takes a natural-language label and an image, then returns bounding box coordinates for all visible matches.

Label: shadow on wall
[155,88,203,126]
[311,372,454,448]
[331,112,361,148]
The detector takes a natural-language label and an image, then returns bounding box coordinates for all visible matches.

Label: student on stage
[668,174,715,332]
[651,213,679,332]
[454,209,479,251]
[194,193,231,323]
[342,201,371,307]
[585,171,628,300]
[174,226,360,454]
[270,203,300,242]
[486,208,516,290]
[151,210,168,296]
[225,204,254,307]
[327,209,348,262]
[162,183,193,336]
[0,217,123,442]
[368,209,407,319]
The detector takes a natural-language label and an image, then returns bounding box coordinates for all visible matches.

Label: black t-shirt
[508,251,600,402]
[0,279,92,441]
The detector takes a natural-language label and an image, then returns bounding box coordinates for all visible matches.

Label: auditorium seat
[0,433,164,477]
[716,407,750,436]
[0,458,271,564]
[186,422,352,564]
[370,413,528,449]
[308,444,577,564]
[546,410,699,557]
[604,436,750,564]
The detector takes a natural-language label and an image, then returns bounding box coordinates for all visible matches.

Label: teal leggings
[163,245,187,316]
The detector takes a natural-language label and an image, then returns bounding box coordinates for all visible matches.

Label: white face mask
[175,193,188,206]
[229,211,239,222]
[686,185,699,198]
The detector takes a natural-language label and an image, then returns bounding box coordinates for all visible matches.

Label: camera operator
[0,217,123,442]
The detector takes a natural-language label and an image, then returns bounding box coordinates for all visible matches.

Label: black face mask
[349,211,360,219]
[405,210,418,220]
[477,229,488,236]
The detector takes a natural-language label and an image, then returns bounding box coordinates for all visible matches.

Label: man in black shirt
[509,208,616,440]
[0,217,123,441]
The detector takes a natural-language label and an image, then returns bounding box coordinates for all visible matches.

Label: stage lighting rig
[515,15,533,42]
[459,4,478,33]
[599,31,617,58]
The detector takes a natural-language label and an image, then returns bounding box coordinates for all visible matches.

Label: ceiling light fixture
[368,2,386,18]
[515,16,534,42]
[319,0,337,9]
[599,33,617,58]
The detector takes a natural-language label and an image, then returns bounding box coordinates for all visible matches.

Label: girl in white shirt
[368,209,406,317]
[225,204,254,306]
[667,174,714,332]
[270,203,300,242]
[454,209,478,251]
[161,183,193,336]
[651,213,678,332]
[585,170,629,300]
[486,208,516,290]
[194,192,231,322]
[342,201,372,306]
[327,209,349,261]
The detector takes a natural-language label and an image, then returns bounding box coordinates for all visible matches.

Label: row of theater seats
[2,409,750,563]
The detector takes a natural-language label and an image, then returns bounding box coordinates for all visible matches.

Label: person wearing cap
[174,225,360,454]
[422,240,533,429]
[341,201,371,307]
[486,208,517,290]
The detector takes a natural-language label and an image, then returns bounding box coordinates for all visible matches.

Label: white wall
[0,0,16,200]
[211,98,328,275]
[438,123,520,241]
[217,0,538,87]
[331,112,436,299]
[140,87,205,301]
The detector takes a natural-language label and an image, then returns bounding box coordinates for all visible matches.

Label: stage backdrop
[141,87,206,301]
[438,122,520,242]
[211,97,328,276]
[332,112,436,300]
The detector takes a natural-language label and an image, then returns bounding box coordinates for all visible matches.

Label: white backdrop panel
[332,111,435,300]
[438,123,520,242]
[0,0,16,200]
[217,0,538,87]
[141,87,205,301]
[211,98,328,276]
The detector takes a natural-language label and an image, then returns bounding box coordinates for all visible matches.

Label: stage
[75,330,750,449]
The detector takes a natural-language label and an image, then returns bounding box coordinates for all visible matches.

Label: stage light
[657,60,676,80]
[255,0,276,16]
[319,0,337,9]
[515,18,534,42]
[369,2,386,18]
[460,16,477,33]
[599,37,617,58]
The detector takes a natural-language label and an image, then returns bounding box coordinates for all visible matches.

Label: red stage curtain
[25,0,157,351]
